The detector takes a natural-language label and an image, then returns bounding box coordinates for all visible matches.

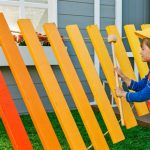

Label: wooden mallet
[108,35,125,126]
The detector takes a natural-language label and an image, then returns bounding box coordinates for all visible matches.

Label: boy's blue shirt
[126,71,150,102]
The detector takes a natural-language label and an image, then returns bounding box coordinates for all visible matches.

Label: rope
[10,30,135,150]
[11,30,20,33]
[10,30,127,41]
[63,37,127,41]
[86,104,135,150]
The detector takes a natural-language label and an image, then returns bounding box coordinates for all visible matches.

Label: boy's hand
[114,67,125,79]
[115,87,127,97]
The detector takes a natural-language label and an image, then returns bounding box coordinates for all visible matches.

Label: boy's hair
[141,38,150,49]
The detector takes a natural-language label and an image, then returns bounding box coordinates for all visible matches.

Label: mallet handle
[111,42,125,126]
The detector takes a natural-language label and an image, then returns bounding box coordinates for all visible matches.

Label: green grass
[0,110,150,150]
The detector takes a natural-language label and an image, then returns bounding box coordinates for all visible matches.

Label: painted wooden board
[0,13,61,150]
[124,25,149,81]
[141,24,150,30]
[124,24,150,109]
[141,24,150,108]
[18,19,86,150]
[65,24,125,144]
[44,23,109,149]
[0,71,33,150]
[106,25,149,116]
[87,25,137,129]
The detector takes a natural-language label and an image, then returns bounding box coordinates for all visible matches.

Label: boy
[115,29,150,102]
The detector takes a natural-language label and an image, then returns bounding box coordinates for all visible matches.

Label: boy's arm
[127,73,149,91]
[126,80,150,102]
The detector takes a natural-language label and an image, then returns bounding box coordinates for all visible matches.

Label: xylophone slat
[0,13,61,150]
[18,19,86,150]
[87,25,137,129]
[44,23,109,149]
[106,25,149,116]
[66,24,125,144]
[124,24,150,109]
[0,71,33,150]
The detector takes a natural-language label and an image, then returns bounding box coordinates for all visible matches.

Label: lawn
[0,110,150,150]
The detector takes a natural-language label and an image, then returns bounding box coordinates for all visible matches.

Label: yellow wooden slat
[18,19,86,150]
[0,13,61,150]
[44,23,109,150]
[106,25,149,116]
[141,24,150,109]
[65,24,125,144]
[87,25,137,129]
[141,24,150,30]
[124,25,149,78]
[124,24,150,109]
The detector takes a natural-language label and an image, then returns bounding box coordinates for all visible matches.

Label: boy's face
[140,43,150,62]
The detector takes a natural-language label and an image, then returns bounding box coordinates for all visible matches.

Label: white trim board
[48,0,58,25]
[94,0,100,75]
[115,0,122,36]
[0,46,58,66]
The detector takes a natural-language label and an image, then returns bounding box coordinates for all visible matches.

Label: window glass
[25,7,48,33]
[0,5,19,31]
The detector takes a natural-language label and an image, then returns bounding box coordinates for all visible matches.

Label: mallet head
[108,35,117,43]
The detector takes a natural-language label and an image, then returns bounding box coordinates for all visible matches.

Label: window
[0,4,19,31]
[0,0,57,33]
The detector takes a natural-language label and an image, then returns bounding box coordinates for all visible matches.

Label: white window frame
[94,0,100,76]
[127,52,139,81]
[93,0,123,76]
[90,0,100,106]
[92,1,138,106]
[0,0,58,27]
[48,0,57,25]
[115,0,122,36]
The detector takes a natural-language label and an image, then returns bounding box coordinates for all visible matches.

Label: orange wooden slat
[106,25,149,116]
[44,23,109,149]
[18,19,86,150]
[0,13,61,150]
[0,71,33,150]
[87,25,137,129]
[65,24,125,144]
